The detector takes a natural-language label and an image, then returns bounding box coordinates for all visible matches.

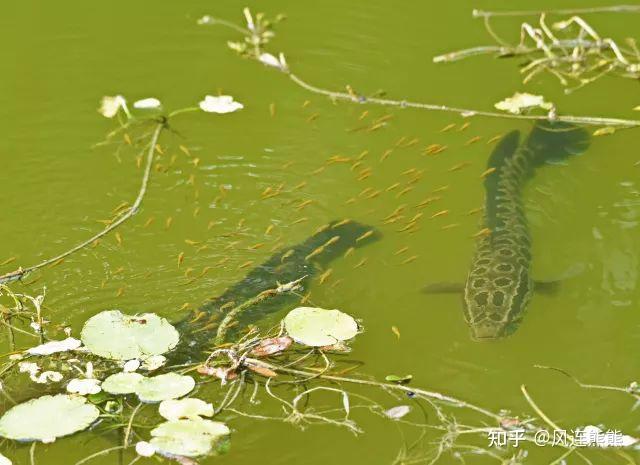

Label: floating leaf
[199,95,244,114]
[494,92,553,114]
[0,452,11,465]
[136,373,195,403]
[141,355,167,371]
[385,374,413,384]
[384,405,411,420]
[26,337,81,356]
[81,310,179,361]
[0,395,99,443]
[102,372,145,395]
[250,336,292,357]
[150,419,230,458]
[283,307,359,347]
[159,398,214,421]
[66,378,102,396]
[135,441,156,457]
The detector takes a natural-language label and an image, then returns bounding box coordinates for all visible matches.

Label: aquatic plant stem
[287,72,640,128]
[203,13,640,129]
[214,276,305,344]
[472,5,640,18]
[0,122,164,285]
[244,357,502,422]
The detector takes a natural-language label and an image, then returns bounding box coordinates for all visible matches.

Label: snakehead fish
[173,220,381,358]
[427,122,589,340]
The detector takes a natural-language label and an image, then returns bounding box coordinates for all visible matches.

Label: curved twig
[0,122,164,285]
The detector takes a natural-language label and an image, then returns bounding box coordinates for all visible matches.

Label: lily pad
[283,307,359,347]
[0,394,99,443]
[136,373,195,403]
[0,452,11,465]
[150,419,230,457]
[81,310,179,361]
[159,398,213,421]
[102,372,145,395]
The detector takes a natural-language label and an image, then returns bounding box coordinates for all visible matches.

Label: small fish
[401,255,418,265]
[467,207,484,215]
[265,224,275,235]
[441,223,460,230]
[457,122,471,131]
[293,181,307,190]
[380,149,393,162]
[465,136,482,146]
[487,134,503,145]
[385,182,400,192]
[391,326,401,339]
[115,232,123,246]
[430,210,449,219]
[353,258,367,269]
[394,246,409,255]
[448,162,471,172]
[177,252,185,268]
[238,261,254,269]
[396,187,414,198]
[472,227,491,238]
[440,123,456,132]
[165,217,173,229]
[318,268,333,285]
[480,167,497,178]
[269,102,276,117]
[356,230,375,242]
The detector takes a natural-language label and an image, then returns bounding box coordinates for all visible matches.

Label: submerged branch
[0,122,164,285]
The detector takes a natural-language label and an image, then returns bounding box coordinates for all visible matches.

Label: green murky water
[2,0,640,463]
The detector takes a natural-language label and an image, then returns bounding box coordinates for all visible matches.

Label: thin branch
[472,5,640,18]
[0,122,164,285]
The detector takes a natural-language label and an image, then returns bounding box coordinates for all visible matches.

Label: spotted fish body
[464,123,589,340]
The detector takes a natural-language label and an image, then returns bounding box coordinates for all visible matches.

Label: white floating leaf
[136,373,195,403]
[27,337,81,356]
[494,92,553,114]
[0,394,99,443]
[80,310,179,361]
[133,98,161,110]
[123,359,141,372]
[66,378,102,396]
[135,441,156,457]
[199,95,244,114]
[98,95,130,119]
[159,398,214,421]
[0,452,11,465]
[283,307,359,347]
[384,405,411,420]
[32,371,63,384]
[150,419,230,458]
[102,372,144,395]
[574,425,638,448]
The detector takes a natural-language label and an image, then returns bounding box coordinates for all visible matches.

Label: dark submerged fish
[426,122,589,340]
[174,220,381,357]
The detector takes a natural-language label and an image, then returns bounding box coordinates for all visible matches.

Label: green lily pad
[0,394,99,443]
[283,307,359,347]
[102,372,145,395]
[80,310,179,361]
[136,373,195,403]
[150,418,230,457]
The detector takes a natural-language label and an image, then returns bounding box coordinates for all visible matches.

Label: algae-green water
[2,1,640,464]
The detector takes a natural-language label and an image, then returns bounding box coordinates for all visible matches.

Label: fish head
[463,258,533,341]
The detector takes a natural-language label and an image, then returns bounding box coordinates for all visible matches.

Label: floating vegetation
[149,419,230,458]
[0,395,99,443]
[283,307,359,347]
[80,310,179,361]
[135,373,196,403]
[434,7,640,94]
